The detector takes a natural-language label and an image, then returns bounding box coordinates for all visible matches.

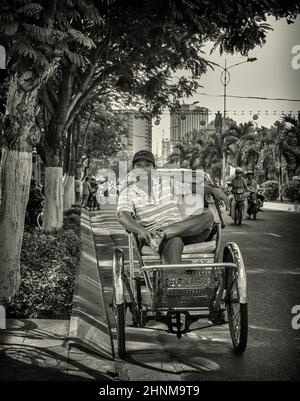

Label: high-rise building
[115,110,152,155]
[170,104,209,145]
[161,138,171,165]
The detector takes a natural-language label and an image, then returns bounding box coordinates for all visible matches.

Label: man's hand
[138,228,154,245]
[211,187,229,209]
[139,228,166,253]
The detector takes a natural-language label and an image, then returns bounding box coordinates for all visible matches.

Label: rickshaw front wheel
[223,243,248,354]
[227,279,248,354]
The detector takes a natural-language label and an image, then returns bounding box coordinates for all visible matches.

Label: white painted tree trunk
[0,149,32,300]
[0,66,57,300]
[43,167,64,231]
[63,174,75,210]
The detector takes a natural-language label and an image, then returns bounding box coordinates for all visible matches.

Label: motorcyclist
[246,171,264,207]
[257,185,265,206]
[228,167,248,218]
[245,171,258,193]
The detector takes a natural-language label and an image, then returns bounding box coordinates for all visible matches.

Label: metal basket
[151,267,223,309]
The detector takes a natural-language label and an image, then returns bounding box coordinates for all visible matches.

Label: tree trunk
[63,174,75,210]
[0,149,32,300]
[43,65,74,229]
[43,125,64,230]
[0,70,49,299]
[63,123,76,210]
[74,118,84,180]
[43,166,64,231]
[63,128,71,175]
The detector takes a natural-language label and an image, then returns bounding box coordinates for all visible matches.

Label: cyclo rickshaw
[112,170,248,358]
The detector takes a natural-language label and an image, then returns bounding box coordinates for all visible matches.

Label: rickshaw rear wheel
[112,248,126,358]
[113,303,126,358]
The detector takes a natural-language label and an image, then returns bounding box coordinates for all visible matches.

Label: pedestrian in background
[75,177,81,203]
[89,177,100,211]
[81,177,90,208]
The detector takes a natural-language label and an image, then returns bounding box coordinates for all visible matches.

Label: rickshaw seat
[140,239,217,256]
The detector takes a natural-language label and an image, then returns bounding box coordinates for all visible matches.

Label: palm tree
[200,131,224,182]
[278,113,300,178]
[256,126,278,181]
[224,121,256,168]
[168,130,207,169]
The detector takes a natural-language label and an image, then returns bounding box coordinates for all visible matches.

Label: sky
[152,16,300,155]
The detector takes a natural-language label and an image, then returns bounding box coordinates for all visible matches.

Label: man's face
[133,159,154,176]
[236,172,242,178]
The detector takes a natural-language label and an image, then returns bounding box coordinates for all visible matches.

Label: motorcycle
[247,191,262,220]
[257,189,265,207]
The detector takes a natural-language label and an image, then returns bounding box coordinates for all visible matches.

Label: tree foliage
[168,112,300,184]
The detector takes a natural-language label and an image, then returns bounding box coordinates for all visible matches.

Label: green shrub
[261,180,279,201]
[7,217,81,319]
[283,180,300,202]
[63,214,81,237]
[64,207,81,216]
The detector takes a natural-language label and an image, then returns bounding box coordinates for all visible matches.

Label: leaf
[16,2,43,17]
[15,41,37,60]
[1,21,18,35]
[23,23,66,44]
[0,12,15,22]
[64,49,87,67]
[68,28,96,49]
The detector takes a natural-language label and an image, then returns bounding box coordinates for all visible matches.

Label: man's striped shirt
[117,176,190,231]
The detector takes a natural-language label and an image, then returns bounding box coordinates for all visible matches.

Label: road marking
[226,231,249,235]
[226,231,282,238]
[246,269,300,275]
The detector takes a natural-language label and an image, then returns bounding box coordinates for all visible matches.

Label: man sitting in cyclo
[228,167,248,218]
[117,150,228,264]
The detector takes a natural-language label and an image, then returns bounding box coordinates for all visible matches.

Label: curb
[264,202,300,212]
[69,209,114,359]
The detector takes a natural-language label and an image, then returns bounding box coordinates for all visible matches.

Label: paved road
[94,206,300,381]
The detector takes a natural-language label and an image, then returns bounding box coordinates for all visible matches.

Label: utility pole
[221,59,228,185]
[279,149,283,202]
[214,57,257,184]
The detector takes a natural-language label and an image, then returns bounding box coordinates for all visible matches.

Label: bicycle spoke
[228,279,242,344]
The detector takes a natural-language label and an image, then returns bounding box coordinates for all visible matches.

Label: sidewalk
[0,319,116,380]
[264,201,300,212]
[0,208,118,381]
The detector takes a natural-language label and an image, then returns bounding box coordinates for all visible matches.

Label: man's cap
[133,150,155,166]
[246,170,253,175]
[235,167,243,173]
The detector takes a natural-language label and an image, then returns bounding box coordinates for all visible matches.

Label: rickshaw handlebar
[139,262,237,274]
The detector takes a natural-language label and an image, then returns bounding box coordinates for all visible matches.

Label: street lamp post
[277,134,285,203]
[279,149,283,202]
[213,57,257,184]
